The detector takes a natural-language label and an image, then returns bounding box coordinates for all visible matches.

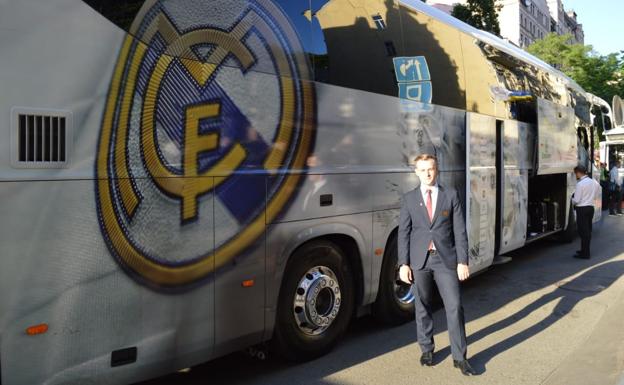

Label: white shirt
[420,183,439,249]
[610,166,622,185]
[572,176,600,207]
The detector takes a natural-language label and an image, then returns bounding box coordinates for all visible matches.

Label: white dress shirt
[420,183,439,249]
[610,166,622,185]
[572,176,600,207]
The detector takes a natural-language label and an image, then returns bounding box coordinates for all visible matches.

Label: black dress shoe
[420,351,433,366]
[453,360,476,376]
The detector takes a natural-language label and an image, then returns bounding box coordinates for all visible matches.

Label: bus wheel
[372,236,414,326]
[273,240,354,361]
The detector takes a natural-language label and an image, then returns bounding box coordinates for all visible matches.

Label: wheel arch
[369,218,400,304]
[276,223,367,308]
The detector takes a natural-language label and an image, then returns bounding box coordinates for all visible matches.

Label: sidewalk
[542,287,624,385]
[142,214,624,385]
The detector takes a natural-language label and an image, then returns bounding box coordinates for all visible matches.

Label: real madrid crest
[96,0,315,289]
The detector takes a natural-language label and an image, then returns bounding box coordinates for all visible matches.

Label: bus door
[466,113,497,271]
[497,120,530,255]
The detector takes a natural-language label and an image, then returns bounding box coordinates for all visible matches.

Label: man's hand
[399,264,413,284]
[457,263,470,281]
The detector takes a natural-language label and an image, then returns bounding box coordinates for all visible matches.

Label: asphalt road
[139,214,624,385]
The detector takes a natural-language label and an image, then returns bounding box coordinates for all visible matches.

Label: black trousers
[600,181,609,210]
[609,186,622,214]
[575,206,594,257]
[412,251,467,361]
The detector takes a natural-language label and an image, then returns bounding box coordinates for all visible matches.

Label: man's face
[574,171,583,180]
[415,159,438,187]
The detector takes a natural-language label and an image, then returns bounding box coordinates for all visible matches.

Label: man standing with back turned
[398,154,474,375]
[572,165,600,259]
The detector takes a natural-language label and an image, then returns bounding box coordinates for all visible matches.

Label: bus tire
[372,235,414,326]
[272,239,354,361]
[559,204,577,243]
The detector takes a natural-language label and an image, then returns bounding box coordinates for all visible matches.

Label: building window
[384,41,397,56]
[372,14,386,30]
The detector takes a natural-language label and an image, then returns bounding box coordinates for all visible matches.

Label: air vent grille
[11,108,72,168]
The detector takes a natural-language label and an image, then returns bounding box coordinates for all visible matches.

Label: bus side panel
[499,120,529,254]
[466,113,497,272]
[536,98,577,175]
[214,175,266,357]
[0,180,218,385]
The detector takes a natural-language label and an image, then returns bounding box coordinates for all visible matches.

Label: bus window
[577,127,589,150]
[400,3,466,109]
[578,137,590,170]
[272,0,316,73]
[82,0,315,79]
[82,0,145,32]
[605,115,613,130]
[309,0,404,97]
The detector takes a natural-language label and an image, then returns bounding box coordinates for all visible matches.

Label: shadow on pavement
[138,216,624,384]
[435,259,624,374]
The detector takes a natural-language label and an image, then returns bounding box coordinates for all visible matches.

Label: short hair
[414,154,438,164]
[574,165,587,174]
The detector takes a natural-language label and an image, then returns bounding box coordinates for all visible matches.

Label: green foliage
[528,33,624,116]
[451,0,501,35]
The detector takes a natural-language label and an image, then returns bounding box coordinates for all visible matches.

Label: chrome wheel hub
[293,266,341,336]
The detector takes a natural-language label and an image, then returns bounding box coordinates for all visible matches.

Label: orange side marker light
[242,279,255,288]
[26,323,48,336]
[374,248,383,256]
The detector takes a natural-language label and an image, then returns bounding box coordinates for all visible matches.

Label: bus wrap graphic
[95,0,315,289]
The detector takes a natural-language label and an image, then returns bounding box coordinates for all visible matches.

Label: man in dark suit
[398,153,474,375]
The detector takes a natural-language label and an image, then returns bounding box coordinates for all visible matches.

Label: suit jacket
[398,184,469,270]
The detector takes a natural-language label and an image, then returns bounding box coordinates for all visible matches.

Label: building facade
[564,9,584,44]
[427,0,584,48]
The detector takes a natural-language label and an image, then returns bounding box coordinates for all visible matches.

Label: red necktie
[426,189,434,251]
[426,189,433,221]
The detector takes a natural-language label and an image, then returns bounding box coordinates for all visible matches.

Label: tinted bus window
[83,0,315,78]
[274,0,315,59]
[310,0,404,97]
[400,2,466,109]
[83,0,145,32]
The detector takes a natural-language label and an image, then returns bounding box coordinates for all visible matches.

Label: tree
[528,33,624,141]
[528,33,624,111]
[451,0,501,35]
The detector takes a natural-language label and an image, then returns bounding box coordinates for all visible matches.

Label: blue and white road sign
[398,81,432,104]
[393,56,432,104]
[393,56,431,83]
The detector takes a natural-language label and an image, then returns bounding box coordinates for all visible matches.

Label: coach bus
[600,95,624,185]
[0,0,603,383]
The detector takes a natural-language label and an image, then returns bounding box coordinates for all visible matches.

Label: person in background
[599,162,609,210]
[572,165,601,259]
[609,160,623,216]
